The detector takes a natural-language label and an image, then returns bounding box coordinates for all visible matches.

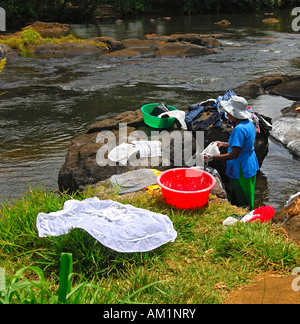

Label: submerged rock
[155,42,216,57]
[33,42,106,56]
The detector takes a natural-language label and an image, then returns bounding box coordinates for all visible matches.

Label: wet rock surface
[33,42,104,56]
[273,194,300,246]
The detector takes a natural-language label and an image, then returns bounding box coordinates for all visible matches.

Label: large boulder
[22,21,69,38]
[233,74,300,99]
[58,110,195,192]
[271,101,300,157]
[270,79,300,101]
[58,108,270,195]
[0,43,18,60]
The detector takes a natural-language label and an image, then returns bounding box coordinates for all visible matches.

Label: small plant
[2,29,44,56]
[0,57,6,73]
[0,253,107,304]
[0,252,164,304]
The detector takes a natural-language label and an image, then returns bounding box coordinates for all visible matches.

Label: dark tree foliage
[1,0,300,26]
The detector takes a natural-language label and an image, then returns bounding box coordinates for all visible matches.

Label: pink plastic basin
[157,168,216,209]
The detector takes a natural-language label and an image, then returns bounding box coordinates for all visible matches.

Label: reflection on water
[0,12,300,208]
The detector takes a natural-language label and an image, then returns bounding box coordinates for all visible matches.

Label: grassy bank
[0,186,299,304]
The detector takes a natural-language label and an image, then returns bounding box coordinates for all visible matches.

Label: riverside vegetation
[1,0,299,25]
[0,186,299,304]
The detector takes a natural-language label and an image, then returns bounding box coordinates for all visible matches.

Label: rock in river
[33,42,106,56]
[233,73,300,100]
[22,21,69,38]
[103,33,221,59]
[0,43,18,60]
[269,79,300,101]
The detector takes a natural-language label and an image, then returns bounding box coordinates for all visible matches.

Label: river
[0,11,299,209]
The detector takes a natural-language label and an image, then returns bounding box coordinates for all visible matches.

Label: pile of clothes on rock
[184,89,272,134]
[148,89,272,135]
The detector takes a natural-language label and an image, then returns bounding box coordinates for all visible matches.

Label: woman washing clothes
[203,96,259,210]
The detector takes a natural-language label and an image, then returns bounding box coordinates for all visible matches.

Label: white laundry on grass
[36,197,177,253]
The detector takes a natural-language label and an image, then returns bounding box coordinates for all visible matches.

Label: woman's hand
[216,141,229,148]
[202,153,214,163]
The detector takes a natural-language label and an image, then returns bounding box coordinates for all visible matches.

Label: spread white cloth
[36,197,177,253]
[131,140,162,158]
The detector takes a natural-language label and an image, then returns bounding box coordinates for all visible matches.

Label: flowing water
[0,12,299,209]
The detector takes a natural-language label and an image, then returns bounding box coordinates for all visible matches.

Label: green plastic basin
[141,103,178,129]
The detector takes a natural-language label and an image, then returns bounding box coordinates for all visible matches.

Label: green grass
[0,186,299,304]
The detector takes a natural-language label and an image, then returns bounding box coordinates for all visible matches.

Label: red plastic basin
[157,168,216,209]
